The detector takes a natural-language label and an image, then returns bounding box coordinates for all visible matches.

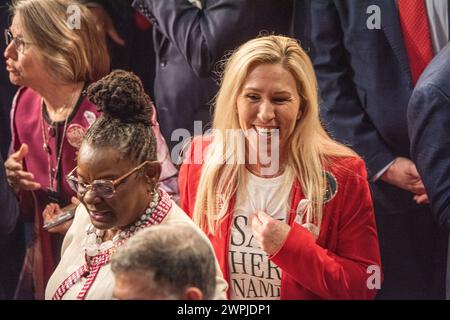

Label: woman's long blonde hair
[11,0,110,84]
[193,35,358,235]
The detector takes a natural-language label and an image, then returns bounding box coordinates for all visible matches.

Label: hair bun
[86,70,153,124]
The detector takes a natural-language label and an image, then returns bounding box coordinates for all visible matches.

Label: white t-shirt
[228,169,294,300]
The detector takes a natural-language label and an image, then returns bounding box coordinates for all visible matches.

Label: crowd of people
[0,0,448,300]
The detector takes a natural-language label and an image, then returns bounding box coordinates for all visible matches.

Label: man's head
[111,224,217,300]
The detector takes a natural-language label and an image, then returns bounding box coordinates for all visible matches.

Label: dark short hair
[111,224,217,299]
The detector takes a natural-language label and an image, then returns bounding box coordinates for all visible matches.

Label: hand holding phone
[43,203,77,233]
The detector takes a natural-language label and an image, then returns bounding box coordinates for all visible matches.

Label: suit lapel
[375,0,413,83]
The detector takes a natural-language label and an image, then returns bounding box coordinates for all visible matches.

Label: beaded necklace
[84,190,160,256]
[52,189,172,300]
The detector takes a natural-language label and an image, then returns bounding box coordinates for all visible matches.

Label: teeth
[254,126,278,135]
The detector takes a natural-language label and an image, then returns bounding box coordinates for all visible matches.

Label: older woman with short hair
[179,35,382,300]
[3,0,108,299]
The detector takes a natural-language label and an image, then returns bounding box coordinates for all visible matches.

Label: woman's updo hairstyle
[84,70,157,164]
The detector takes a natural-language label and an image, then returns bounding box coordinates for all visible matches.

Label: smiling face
[76,143,152,230]
[4,14,48,88]
[236,63,301,171]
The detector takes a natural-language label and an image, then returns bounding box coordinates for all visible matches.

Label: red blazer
[179,137,382,300]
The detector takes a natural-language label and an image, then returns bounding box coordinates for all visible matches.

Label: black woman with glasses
[45,70,227,300]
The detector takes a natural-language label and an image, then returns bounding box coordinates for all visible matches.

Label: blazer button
[160,60,167,67]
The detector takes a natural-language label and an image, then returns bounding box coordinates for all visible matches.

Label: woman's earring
[147,178,157,194]
[146,179,153,194]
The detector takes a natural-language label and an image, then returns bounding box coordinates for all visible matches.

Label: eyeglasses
[4,29,33,54]
[66,161,159,199]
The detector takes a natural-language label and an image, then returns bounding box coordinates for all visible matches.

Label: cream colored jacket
[45,201,228,300]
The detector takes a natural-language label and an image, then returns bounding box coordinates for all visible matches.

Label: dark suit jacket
[1,0,17,159]
[133,0,294,150]
[0,154,21,299]
[308,0,449,215]
[408,43,450,229]
[308,1,449,299]
[80,0,156,98]
[0,156,18,236]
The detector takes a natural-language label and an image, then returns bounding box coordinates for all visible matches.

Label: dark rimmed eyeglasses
[66,160,159,199]
[4,29,33,54]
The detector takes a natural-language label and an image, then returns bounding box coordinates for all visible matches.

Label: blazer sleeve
[0,156,19,235]
[179,137,203,217]
[135,0,249,77]
[408,83,450,229]
[270,159,382,299]
[309,0,396,177]
[179,135,213,217]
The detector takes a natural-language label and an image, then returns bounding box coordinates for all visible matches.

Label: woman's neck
[102,193,155,242]
[245,151,288,178]
[244,138,288,178]
[246,163,286,178]
[37,81,84,122]
[103,228,119,242]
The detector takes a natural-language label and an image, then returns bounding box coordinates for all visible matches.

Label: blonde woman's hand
[251,210,290,256]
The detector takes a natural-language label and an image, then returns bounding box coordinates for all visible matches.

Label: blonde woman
[179,35,382,300]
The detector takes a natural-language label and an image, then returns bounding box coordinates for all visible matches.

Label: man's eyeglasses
[66,160,159,199]
[4,29,33,54]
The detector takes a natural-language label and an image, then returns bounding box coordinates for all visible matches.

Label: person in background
[0,0,23,301]
[0,0,16,159]
[408,42,450,299]
[79,0,179,198]
[45,70,227,300]
[112,224,217,300]
[307,0,449,299]
[0,156,19,236]
[179,35,382,300]
[0,156,19,298]
[79,0,156,99]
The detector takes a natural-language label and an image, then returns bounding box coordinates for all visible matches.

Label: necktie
[134,9,152,31]
[398,0,434,85]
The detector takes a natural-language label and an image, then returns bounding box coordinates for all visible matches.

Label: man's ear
[183,287,203,300]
